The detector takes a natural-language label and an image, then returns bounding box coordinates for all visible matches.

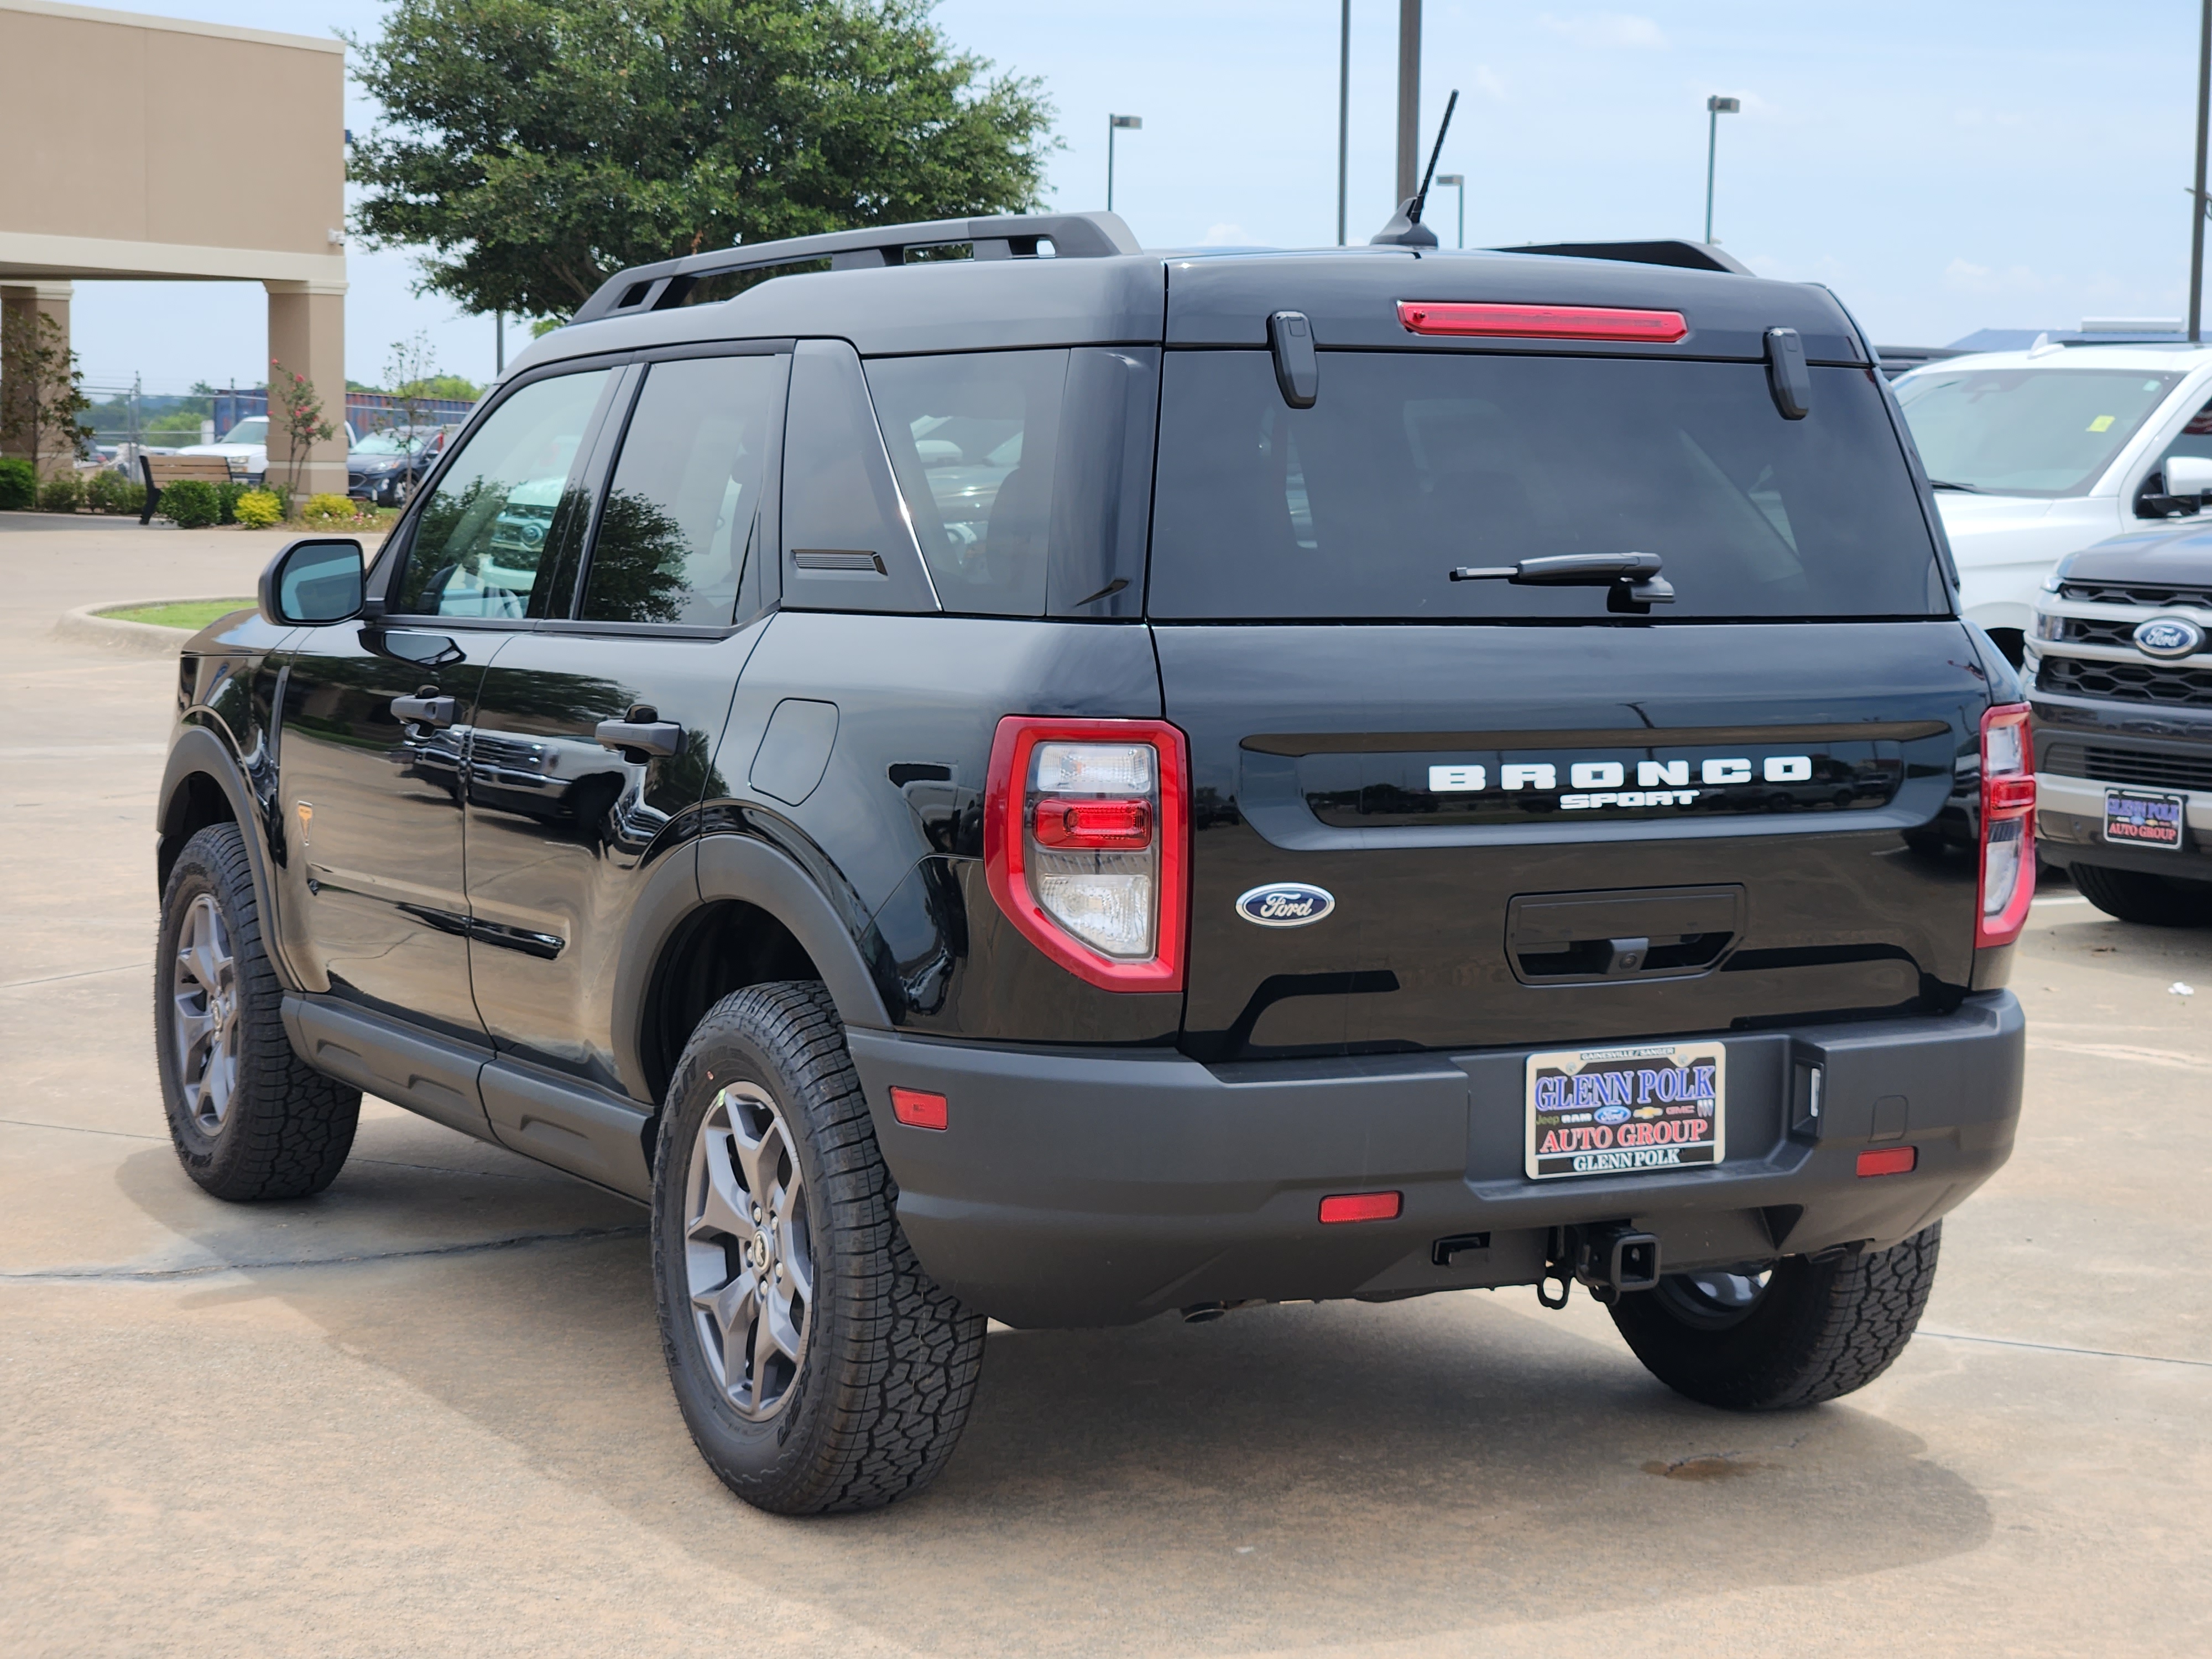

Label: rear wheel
[2072,862,2212,927]
[155,823,361,1201]
[1609,1223,1940,1410]
[651,980,985,1514]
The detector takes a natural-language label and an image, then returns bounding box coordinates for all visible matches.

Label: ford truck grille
[2034,655,2212,706]
[2058,580,2212,608]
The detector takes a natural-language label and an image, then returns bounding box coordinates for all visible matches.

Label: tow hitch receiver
[1542,1224,1662,1307]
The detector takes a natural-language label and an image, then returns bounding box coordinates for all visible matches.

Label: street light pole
[1436,173,1464,248]
[1704,95,1740,244]
[2193,0,2211,342]
[1108,113,1142,213]
[495,311,504,375]
[1397,0,1422,203]
[1337,0,1351,244]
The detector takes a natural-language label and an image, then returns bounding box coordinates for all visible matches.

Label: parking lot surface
[2,523,2207,1657]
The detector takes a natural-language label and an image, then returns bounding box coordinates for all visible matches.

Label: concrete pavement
[2,521,2206,1657]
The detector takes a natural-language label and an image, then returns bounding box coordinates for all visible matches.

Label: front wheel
[651,981,985,1514]
[1609,1223,1940,1410]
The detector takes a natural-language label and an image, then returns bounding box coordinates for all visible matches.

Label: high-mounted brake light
[984,717,1189,992]
[1976,703,2037,950]
[1397,301,1690,343]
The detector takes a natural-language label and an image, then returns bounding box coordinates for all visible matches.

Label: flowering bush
[234,489,283,528]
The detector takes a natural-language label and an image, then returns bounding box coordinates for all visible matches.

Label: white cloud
[1202,223,1250,246]
[1474,65,1509,101]
[1537,12,1667,50]
[1943,258,2052,295]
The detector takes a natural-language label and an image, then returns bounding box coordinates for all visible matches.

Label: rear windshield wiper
[1449,552,1675,615]
[1926,478,1985,493]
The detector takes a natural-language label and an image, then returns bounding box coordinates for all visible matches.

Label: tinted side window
[394,370,611,618]
[580,354,784,626]
[867,351,1067,617]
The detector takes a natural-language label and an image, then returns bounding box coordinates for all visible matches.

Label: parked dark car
[152,211,2027,1517]
[2026,523,2212,922]
[346,425,440,507]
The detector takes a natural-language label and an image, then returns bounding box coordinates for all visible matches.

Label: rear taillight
[1976,703,2036,950]
[984,717,1188,991]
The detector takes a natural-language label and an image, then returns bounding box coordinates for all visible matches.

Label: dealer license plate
[2104,788,2184,850]
[1525,1041,1726,1181]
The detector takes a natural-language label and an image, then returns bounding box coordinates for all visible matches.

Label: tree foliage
[1,311,92,478]
[347,0,1056,320]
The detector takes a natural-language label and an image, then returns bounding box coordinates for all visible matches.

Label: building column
[264,278,347,498]
[0,279,76,468]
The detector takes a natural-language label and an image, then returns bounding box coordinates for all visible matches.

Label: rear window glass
[1146,353,1946,620]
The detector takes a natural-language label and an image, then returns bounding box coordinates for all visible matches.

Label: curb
[55,598,255,658]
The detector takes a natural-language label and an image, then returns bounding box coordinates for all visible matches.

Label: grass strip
[97,599,255,630]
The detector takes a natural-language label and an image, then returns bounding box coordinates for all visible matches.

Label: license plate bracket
[1525,1041,1725,1181]
[2103,787,2185,851]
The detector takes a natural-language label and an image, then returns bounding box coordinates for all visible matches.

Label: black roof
[506,213,1867,379]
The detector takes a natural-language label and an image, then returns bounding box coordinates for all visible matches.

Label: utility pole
[1337,0,1352,244]
[1108,114,1142,213]
[1436,173,1465,248]
[1704,95,1741,244]
[2193,0,2211,342]
[495,311,505,375]
[1397,0,1422,203]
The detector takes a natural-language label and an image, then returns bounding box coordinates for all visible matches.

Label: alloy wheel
[170,893,240,1135]
[684,1082,815,1420]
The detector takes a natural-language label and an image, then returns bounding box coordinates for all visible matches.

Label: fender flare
[694,832,896,1032]
[157,724,304,990]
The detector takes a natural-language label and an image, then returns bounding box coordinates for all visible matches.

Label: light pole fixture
[1704,95,1740,244]
[1337,0,1351,244]
[2192,0,2211,341]
[1435,173,1465,248]
[1107,114,1142,213]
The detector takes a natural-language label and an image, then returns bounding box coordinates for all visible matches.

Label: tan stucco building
[0,0,348,491]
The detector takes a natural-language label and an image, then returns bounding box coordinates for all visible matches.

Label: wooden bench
[139,453,243,525]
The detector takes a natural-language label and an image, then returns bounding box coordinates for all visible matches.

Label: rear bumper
[847,993,2026,1328]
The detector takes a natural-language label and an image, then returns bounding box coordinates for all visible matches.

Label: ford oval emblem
[1235,883,1337,927]
[2134,615,2206,660]
[1594,1104,1632,1126]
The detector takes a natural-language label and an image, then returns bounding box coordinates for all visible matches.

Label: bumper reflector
[890,1087,948,1131]
[1318,1191,1402,1224]
[1856,1146,1917,1177]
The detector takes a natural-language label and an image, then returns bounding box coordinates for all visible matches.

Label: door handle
[594,718,685,760]
[391,693,459,729]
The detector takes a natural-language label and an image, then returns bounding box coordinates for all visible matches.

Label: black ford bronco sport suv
[153,211,2028,1515]
[2027,521,2212,922]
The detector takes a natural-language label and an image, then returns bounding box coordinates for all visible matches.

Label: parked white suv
[1893,339,2212,662]
[179,415,358,485]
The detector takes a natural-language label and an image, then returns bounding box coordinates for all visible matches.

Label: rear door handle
[391,693,459,729]
[594,718,685,760]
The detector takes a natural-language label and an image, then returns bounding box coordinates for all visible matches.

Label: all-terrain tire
[154,822,361,1201]
[2072,862,2212,927]
[1609,1223,1942,1410]
[651,980,986,1515]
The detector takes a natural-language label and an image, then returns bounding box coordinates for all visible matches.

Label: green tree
[346,0,1055,320]
[270,361,338,496]
[0,311,93,479]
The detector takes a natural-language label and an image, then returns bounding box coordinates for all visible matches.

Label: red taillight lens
[1032,796,1153,850]
[1976,703,2037,950]
[1319,1191,1402,1224]
[1857,1146,1917,1177]
[984,717,1189,992]
[889,1087,948,1130]
[1397,300,1689,342]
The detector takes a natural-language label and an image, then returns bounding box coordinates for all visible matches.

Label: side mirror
[2165,455,2212,502]
[259,538,365,625]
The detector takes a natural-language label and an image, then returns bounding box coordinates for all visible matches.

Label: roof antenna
[1371,89,1459,248]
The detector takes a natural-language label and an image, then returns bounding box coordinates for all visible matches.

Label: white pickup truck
[1892,340,2212,662]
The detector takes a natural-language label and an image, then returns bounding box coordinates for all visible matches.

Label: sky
[62,0,2212,399]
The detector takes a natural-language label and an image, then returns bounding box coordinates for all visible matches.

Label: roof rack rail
[568,211,1142,325]
[1494,239,1752,277]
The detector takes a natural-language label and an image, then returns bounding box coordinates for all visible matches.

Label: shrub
[159,478,222,528]
[38,473,85,512]
[300,492,361,528]
[234,489,283,529]
[85,469,145,514]
[214,481,247,524]
[0,457,33,510]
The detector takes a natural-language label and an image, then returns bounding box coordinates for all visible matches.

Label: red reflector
[1989,775,2037,813]
[1032,795,1154,850]
[1397,300,1689,343]
[1318,1191,1402,1224]
[1856,1146,1917,1178]
[889,1087,948,1131]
